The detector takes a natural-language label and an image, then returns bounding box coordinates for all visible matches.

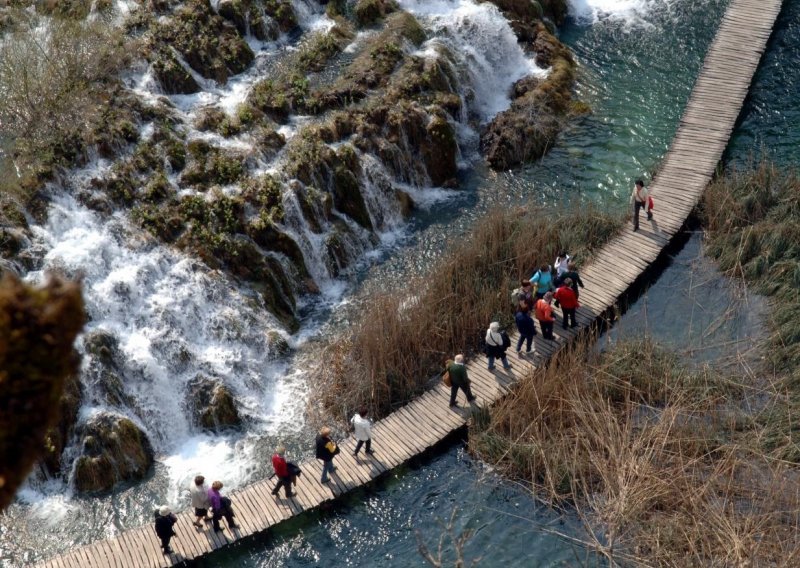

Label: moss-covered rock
[422,115,458,187]
[186,375,241,432]
[247,216,309,278]
[263,0,297,32]
[180,141,246,187]
[154,0,254,84]
[482,23,576,170]
[354,0,397,27]
[151,47,201,95]
[83,330,136,408]
[266,330,292,356]
[0,275,85,510]
[72,413,154,494]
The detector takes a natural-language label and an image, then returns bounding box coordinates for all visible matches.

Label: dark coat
[515,310,536,336]
[315,434,340,461]
[447,362,469,387]
[154,514,177,539]
[485,331,507,358]
[560,270,585,294]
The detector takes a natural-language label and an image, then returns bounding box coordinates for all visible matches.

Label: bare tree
[416,508,482,568]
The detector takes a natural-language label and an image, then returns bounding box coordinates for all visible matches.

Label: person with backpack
[485,321,511,371]
[189,475,211,528]
[560,261,585,299]
[316,427,340,484]
[154,505,178,554]
[535,292,556,340]
[512,280,535,313]
[351,406,374,456]
[514,307,536,356]
[208,480,238,532]
[447,354,476,408]
[271,446,295,498]
[530,264,554,299]
[554,278,579,329]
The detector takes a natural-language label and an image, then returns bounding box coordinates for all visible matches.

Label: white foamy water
[25,189,305,481]
[568,0,670,25]
[398,0,544,122]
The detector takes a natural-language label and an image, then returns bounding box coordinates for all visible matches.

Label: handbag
[442,370,452,387]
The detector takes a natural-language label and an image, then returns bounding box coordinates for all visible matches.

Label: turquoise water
[208,1,755,566]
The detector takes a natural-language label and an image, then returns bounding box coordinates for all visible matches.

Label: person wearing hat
[315,427,340,484]
[271,446,295,498]
[154,505,178,554]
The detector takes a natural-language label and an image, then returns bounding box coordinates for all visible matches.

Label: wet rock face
[185,375,242,432]
[422,115,458,187]
[42,372,82,476]
[72,413,154,494]
[151,48,201,95]
[83,329,136,408]
[155,0,254,85]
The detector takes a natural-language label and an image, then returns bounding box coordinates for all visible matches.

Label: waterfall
[568,0,667,25]
[397,0,544,123]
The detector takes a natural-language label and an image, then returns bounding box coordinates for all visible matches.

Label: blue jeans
[320,459,336,482]
[488,355,510,370]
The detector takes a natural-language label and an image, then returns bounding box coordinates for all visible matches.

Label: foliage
[0,274,85,510]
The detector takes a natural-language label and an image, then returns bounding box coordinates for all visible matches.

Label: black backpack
[500,330,511,349]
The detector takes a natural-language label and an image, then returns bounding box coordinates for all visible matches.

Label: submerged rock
[72,413,154,494]
[186,375,242,432]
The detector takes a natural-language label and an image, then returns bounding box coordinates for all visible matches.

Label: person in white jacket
[189,475,211,528]
[351,406,374,456]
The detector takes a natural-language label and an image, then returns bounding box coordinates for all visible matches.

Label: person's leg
[461,381,476,403]
[272,477,285,495]
[283,477,294,497]
[320,460,332,483]
[212,511,222,531]
[449,383,459,406]
[634,201,642,230]
[161,535,171,553]
[544,321,553,340]
[525,334,533,352]
[501,354,511,369]
[354,440,364,455]
[569,309,577,328]
[365,439,373,454]
[516,334,524,353]
[487,355,495,370]
[225,510,237,528]
[562,308,568,328]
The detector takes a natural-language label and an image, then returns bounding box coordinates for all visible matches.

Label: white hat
[159,505,171,516]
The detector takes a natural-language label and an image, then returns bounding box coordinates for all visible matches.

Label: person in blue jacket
[530,264,554,299]
[514,308,536,356]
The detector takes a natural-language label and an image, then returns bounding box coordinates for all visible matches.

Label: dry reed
[471,338,800,566]
[314,205,624,420]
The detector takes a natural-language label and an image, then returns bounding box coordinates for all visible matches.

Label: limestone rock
[186,375,242,432]
[73,413,154,494]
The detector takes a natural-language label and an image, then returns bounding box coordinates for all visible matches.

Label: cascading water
[1,0,567,563]
[398,0,544,123]
[568,0,670,25]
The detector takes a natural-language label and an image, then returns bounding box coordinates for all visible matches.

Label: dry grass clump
[471,338,800,566]
[315,205,623,420]
[701,161,800,460]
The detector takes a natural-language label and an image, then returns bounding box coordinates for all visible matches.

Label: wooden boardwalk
[36,0,784,566]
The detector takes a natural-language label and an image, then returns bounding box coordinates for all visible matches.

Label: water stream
[3,0,799,565]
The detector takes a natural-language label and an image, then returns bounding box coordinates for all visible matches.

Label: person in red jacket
[554,278,579,329]
[535,291,556,340]
[271,446,295,498]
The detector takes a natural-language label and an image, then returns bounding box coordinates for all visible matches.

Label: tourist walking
[560,262,585,299]
[316,427,340,484]
[351,406,374,456]
[554,253,570,279]
[631,179,649,231]
[535,292,556,340]
[271,446,295,498]
[208,481,238,532]
[447,354,476,407]
[512,280,535,313]
[154,505,178,554]
[530,264,554,299]
[554,278,579,329]
[189,475,211,527]
[485,322,511,371]
[514,307,536,356]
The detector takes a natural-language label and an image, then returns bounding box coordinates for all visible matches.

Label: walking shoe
[214,528,225,532]
[467,396,477,403]
[321,478,331,483]
[647,212,653,221]
[286,492,296,498]
[193,521,203,528]
[449,402,459,408]
[487,365,495,371]
[365,449,375,455]
[163,548,173,554]
[352,451,359,456]
[633,227,639,232]
[229,524,239,529]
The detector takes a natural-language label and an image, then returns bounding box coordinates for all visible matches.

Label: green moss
[150,47,200,95]
[0,275,85,510]
[263,0,297,32]
[154,0,254,84]
[242,174,285,222]
[180,145,245,187]
[354,0,398,27]
[73,414,153,494]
